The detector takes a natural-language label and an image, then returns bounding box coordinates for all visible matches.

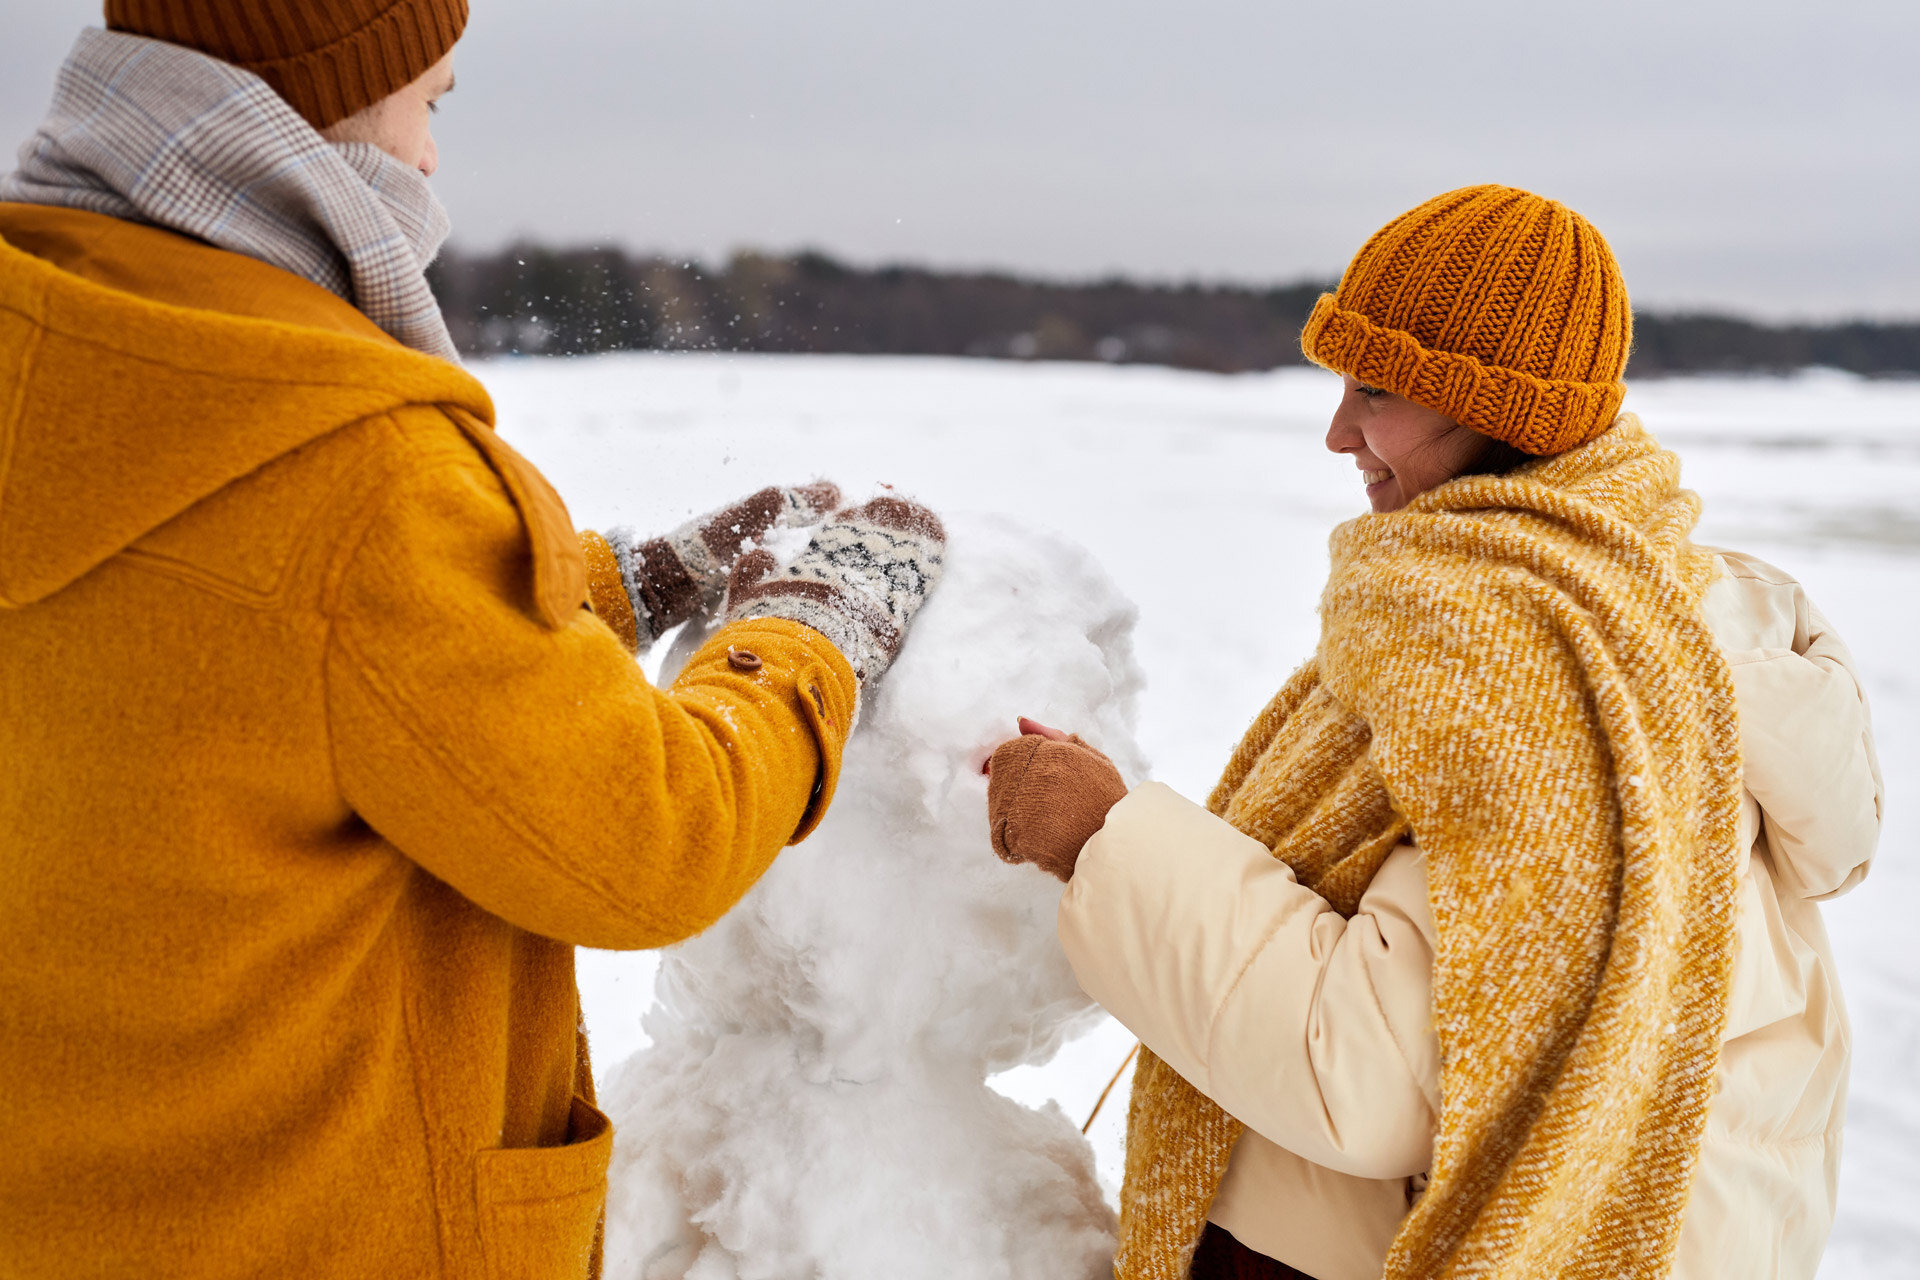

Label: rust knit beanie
[105,0,469,131]
[1301,184,1633,456]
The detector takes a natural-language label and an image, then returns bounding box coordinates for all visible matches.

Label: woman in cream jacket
[987,186,1882,1280]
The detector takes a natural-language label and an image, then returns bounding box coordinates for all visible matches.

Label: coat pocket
[473,1095,613,1280]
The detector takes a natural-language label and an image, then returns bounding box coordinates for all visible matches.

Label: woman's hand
[985,718,1129,882]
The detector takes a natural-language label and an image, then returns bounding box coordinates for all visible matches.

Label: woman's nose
[1325,407,1363,455]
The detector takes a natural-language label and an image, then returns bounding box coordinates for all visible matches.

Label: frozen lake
[482,354,1918,1278]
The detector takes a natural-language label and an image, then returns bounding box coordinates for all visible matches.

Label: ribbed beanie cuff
[106,0,469,130]
[1303,184,1633,457]
[1302,295,1627,456]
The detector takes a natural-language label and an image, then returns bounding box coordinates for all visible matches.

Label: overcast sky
[5,0,1917,319]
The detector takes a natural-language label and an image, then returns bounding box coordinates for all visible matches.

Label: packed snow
[480,355,1919,1280]
[598,513,1141,1278]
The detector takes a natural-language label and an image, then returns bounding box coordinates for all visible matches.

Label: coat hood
[0,218,489,609]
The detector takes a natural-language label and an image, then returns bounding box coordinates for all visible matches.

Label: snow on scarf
[0,27,458,363]
[1118,416,1743,1278]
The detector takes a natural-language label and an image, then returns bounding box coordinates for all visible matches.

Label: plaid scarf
[0,28,458,362]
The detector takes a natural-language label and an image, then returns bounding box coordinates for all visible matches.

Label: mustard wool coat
[0,204,858,1279]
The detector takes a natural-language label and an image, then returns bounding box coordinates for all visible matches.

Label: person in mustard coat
[0,3,945,1277]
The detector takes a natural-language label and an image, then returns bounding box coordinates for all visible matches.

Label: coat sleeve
[322,444,859,952]
[1726,598,1883,901]
[1057,782,1441,1179]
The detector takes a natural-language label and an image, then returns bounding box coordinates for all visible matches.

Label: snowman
[598,512,1145,1280]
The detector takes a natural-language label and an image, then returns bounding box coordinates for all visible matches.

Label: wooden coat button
[727,647,764,672]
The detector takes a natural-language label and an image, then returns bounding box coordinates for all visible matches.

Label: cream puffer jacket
[1059,550,1882,1280]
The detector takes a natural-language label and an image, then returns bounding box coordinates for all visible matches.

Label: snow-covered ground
[483,354,1919,1278]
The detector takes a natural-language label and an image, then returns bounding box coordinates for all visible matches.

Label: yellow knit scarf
[1115,417,1743,1279]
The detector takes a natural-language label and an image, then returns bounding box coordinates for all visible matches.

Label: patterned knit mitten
[723,495,946,686]
[593,482,840,651]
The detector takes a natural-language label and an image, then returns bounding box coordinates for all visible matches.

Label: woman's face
[1324,376,1493,513]
[320,50,456,177]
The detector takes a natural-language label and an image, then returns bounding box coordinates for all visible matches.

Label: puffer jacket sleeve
[1058,782,1441,1179]
[322,421,859,952]
[1725,597,1883,901]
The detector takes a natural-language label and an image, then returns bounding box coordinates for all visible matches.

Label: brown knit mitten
[600,482,840,652]
[723,495,946,687]
[987,732,1129,882]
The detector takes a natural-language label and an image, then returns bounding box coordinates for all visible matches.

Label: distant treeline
[426,246,1920,378]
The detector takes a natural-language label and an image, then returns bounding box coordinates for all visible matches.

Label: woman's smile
[1326,376,1516,512]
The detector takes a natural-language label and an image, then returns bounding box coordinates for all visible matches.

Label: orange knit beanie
[105,0,469,131]
[1301,184,1633,456]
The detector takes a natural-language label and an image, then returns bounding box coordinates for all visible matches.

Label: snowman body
[601,514,1144,1280]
